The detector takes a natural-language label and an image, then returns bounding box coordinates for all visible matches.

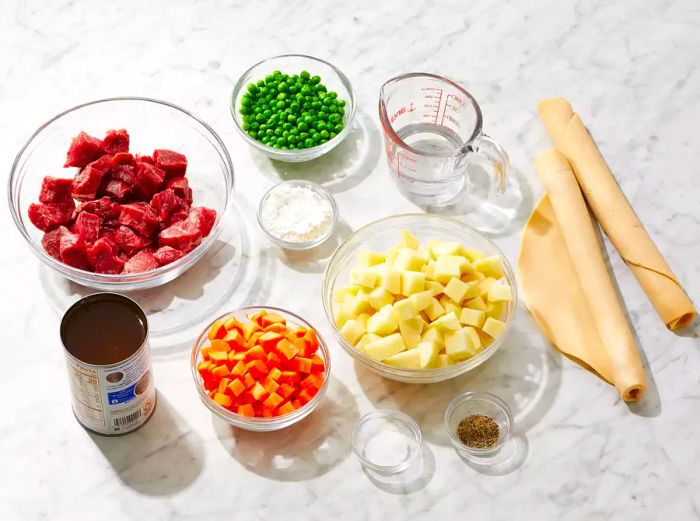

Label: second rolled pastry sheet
[520,150,646,402]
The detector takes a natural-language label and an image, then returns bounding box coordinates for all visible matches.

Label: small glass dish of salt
[258,180,338,250]
[352,410,422,475]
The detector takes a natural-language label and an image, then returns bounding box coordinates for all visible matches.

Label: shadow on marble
[674,320,698,338]
[89,394,204,496]
[266,219,353,274]
[362,443,435,494]
[249,109,381,193]
[457,432,529,476]
[355,326,562,446]
[415,164,535,238]
[211,376,358,482]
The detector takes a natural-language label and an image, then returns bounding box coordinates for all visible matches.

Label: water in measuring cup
[396,122,464,158]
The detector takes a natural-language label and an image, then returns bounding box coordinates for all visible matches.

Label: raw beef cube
[153,246,185,266]
[123,250,159,274]
[165,176,193,204]
[98,227,121,255]
[135,154,154,165]
[113,225,151,256]
[39,176,74,204]
[150,189,180,220]
[86,238,126,274]
[159,220,202,253]
[71,155,112,201]
[59,233,89,270]
[41,226,71,259]
[153,149,187,179]
[28,201,75,231]
[76,197,120,220]
[111,153,138,185]
[64,131,105,168]
[74,211,102,244]
[118,202,159,237]
[185,207,217,237]
[133,162,165,200]
[101,178,132,202]
[102,129,130,155]
[163,208,189,228]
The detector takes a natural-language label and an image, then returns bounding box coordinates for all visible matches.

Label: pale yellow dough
[537,98,696,331]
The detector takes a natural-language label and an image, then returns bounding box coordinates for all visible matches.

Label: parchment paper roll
[538,98,696,330]
[531,150,646,401]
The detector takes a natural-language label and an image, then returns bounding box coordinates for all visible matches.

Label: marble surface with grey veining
[0,0,699,519]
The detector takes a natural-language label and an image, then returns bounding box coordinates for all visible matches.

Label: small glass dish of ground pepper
[444,391,514,463]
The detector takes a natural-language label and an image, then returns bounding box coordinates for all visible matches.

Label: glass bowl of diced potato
[322,214,517,383]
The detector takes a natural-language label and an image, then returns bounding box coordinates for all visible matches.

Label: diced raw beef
[39,176,74,204]
[135,154,154,164]
[153,149,187,179]
[86,238,126,274]
[165,177,193,204]
[101,178,132,202]
[28,201,75,231]
[132,162,164,200]
[123,250,159,274]
[76,197,120,220]
[153,246,185,266]
[162,208,189,228]
[64,132,105,168]
[73,211,102,244]
[98,227,121,255]
[102,129,130,155]
[159,220,202,253]
[118,202,160,237]
[113,225,151,256]
[41,226,71,259]
[71,155,112,201]
[185,207,217,237]
[150,189,181,220]
[111,153,138,185]
[59,232,89,270]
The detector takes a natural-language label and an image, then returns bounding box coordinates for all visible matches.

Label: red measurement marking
[390,102,415,124]
[433,89,443,124]
[440,94,451,126]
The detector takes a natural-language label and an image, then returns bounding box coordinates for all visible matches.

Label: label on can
[65,341,156,435]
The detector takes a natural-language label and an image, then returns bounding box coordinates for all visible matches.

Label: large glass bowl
[8,97,234,291]
[230,54,356,162]
[322,214,517,384]
[191,306,331,432]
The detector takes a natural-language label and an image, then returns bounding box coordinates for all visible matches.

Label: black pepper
[457,414,499,448]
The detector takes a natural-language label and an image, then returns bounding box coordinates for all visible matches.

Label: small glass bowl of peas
[231,54,356,162]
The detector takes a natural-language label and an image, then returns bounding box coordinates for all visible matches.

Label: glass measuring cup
[379,73,510,205]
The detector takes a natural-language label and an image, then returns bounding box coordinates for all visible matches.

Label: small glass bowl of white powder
[258,180,338,250]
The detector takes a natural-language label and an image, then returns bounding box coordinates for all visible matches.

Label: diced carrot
[278,383,295,399]
[263,392,284,409]
[276,338,299,360]
[228,351,245,362]
[231,360,248,377]
[279,370,300,385]
[249,310,267,327]
[223,329,246,351]
[248,359,269,379]
[261,312,286,327]
[268,367,282,381]
[297,389,313,405]
[258,331,283,351]
[267,351,282,368]
[197,360,213,373]
[261,407,274,418]
[296,356,313,374]
[200,345,212,358]
[227,378,246,397]
[238,391,254,405]
[311,355,325,373]
[208,319,227,340]
[242,321,261,340]
[301,373,322,390]
[291,327,308,338]
[238,403,255,417]
[291,398,302,409]
[208,389,217,399]
[244,345,266,362]
[214,392,233,408]
[209,351,228,363]
[224,315,243,332]
[212,365,230,378]
[209,339,231,353]
[262,375,280,394]
[263,322,287,334]
[218,377,231,394]
[278,401,296,415]
[251,381,269,401]
[243,373,255,389]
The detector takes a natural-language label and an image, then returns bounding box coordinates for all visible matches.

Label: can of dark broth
[60,293,156,435]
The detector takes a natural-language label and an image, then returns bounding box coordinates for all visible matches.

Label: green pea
[290,128,299,135]
[312,132,321,141]
[239,106,252,115]
[249,130,258,139]
[278,82,289,93]
[339,99,346,107]
[328,91,337,99]
[316,122,327,131]
[241,95,252,107]
[300,70,310,80]
[263,109,272,118]
[273,144,281,149]
[276,136,287,146]
[320,130,329,139]
[283,122,293,131]
[255,113,265,122]
[304,138,314,148]
[329,131,337,138]
[301,85,311,96]
[281,146,289,150]
[287,114,297,123]
[276,100,286,110]
[250,122,260,130]
[300,132,309,139]
[274,127,284,136]
[304,115,314,125]
[318,112,328,121]
[297,122,308,132]
[288,135,297,144]
[290,102,300,113]
[320,139,327,144]
[289,85,298,94]
[247,83,259,94]
[329,113,341,124]
[265,74,274,83]
[242,122,250,131]
[266,129,274,136]
[277,92,287,101]
[334,123,344,132]
[282,130,290,138]
[310,75,320,84]
[315,84,327,92]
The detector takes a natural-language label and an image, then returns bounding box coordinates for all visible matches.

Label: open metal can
[60,293,156,435]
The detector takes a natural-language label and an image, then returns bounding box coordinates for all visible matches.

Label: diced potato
[443,278,480,304]
[393,248,426,272]
[400,271,425,296]
[465,296,487,311]
[431,311,461,332]
[474,255,504,279]
[367,304,399,336]
[439,295,462,316]
[464,326,482,351]
[384,243,402,264]
[434,256,466,284]
[416,244,431,262]
[340,319,366,345]
[384,349,421,368]
[487,283,513,302]
[376,267,402,295]
[486,301,505,320]
[355,268,378,289]
[364,333,405,360]
[479,277,498,297]
[358,250,386,267]
[425,297,446,321]
[418,341,441,368]
[408,290,433,313]
[423,260,436,280]
[333,284,360,303]
[356,333,381,353]
[482,317,507,339]
[462,247,487,261]
[368,287,394,310]
[436,353,451,367]
[394,298,415,321]
[460,307,486,328]
[430,240,463,257]
[477,328,495,348]
[421,326,444,348]
[347,293,374,316]
[425,280,445,296]
[333,305,352,329]
[445,328,477,361]
[399,318,423,349]
[401,230,419,250]
[356,313,371,330]
[462,271,486,283]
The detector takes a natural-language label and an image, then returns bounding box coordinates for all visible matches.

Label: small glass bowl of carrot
[191,306,331,431]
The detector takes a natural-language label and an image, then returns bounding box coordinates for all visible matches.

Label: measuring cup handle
[469,133,510,194]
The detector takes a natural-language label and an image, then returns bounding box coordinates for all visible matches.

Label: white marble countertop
[1,0,699,519]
